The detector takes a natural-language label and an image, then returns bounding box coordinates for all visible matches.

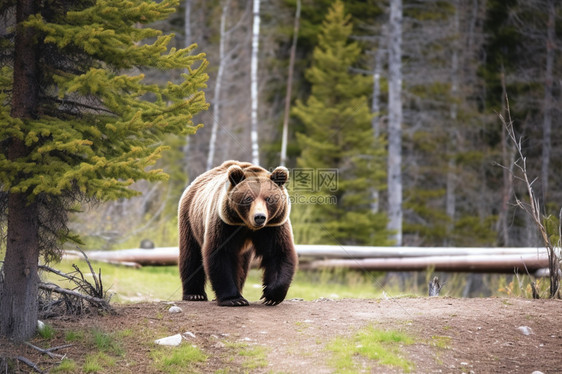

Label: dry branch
[16,356,43,373]
[39,283,112,313]
[24,342,72,360]
[499,94,560,298]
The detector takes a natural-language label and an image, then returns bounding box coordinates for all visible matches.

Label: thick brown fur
[178,161,298,306]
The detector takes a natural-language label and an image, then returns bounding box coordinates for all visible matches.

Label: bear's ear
[228,165,245,186]
[270,166,289,187]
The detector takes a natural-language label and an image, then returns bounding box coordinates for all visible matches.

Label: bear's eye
[242,195,254,205]
[265,196,276,204]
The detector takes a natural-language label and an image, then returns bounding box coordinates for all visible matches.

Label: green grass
[83,352,116,373]
[224,341,269,369]
[151,344,207,373]
[52,359,77,373]
[430,335,451,349]
[90,328,123,356]
[42,260,392,303]
[327,325,416,373]
[37,322,56,340]
[64,330,85,342]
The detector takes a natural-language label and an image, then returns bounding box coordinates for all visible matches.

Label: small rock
[518,326,533,336]
[37,320,45,333]
[183,331,196,339]
[155,334,182,346]
[168,305,183,313]
[531,371,544,374]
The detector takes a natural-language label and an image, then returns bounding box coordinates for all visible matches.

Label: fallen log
[300,253,550,274]
[64,247,179,267]
[63,246,551,274]
[295,245,548,259]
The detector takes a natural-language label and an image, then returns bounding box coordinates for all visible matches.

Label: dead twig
[23,342,72,360]
[16,356,44,373]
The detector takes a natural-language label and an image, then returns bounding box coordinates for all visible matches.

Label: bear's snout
[254,213,266,226]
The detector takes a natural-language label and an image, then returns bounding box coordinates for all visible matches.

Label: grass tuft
[52,358,77,373]
[83,352,115,373]
[37,322,56,340]
[151,344,207,373]
[90,328,124,356]
[327,325,415,373]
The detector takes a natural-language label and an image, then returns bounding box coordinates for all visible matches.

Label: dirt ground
[2,297,562,373]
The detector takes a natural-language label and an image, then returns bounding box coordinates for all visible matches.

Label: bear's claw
[261,298,281,306]
[183,294,208,301]
[217,297,249,307]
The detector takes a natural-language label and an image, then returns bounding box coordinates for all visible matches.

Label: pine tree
[291,0,389,246]
[0,0,208,341]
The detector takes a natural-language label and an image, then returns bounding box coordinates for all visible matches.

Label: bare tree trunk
[497,67,514,246]
[446,0,460,243]
[184,0,192,49]
[280,0,301,167]
[207,0,231,170]
[387,0,403,246]
[541,0,555,201]
[250,0,260,165]
[0,0,41,342]
[370,28,385,214]
[182,0,192,175]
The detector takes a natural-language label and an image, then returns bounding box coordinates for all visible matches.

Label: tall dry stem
[499,95,560,298]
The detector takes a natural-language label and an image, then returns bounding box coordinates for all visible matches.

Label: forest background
[46,0,562,251]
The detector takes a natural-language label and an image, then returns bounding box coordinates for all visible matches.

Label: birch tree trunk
[541,0,555,201]
[250,0,261,165]
[207,0,230,170]
[183,0,192,174]
[370,28,385,213]
[446,0,460,242]
[387,0,403,246]
[280,0,301,167]
[184,0,192,48]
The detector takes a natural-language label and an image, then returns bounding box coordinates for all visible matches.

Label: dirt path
[2,297,562,373]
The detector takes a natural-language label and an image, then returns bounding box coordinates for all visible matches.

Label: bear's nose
[254,213,266,226]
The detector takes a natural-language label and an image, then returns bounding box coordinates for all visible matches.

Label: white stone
[183,331,196,339]
[155,334,182,346]
[168,306,183,313]
[517,326,533,336]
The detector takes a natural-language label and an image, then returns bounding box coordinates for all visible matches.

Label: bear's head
[220,165,290,230]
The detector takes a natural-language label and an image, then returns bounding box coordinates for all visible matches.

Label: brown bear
[178,160,298,306]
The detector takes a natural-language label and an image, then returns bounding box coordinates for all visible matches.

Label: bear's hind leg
[237,250,253,293]
[179,224,207,301]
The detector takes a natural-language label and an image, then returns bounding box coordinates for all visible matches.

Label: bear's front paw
[217,296,249,307]
[183,293,208,301]
[261,285,288,306]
